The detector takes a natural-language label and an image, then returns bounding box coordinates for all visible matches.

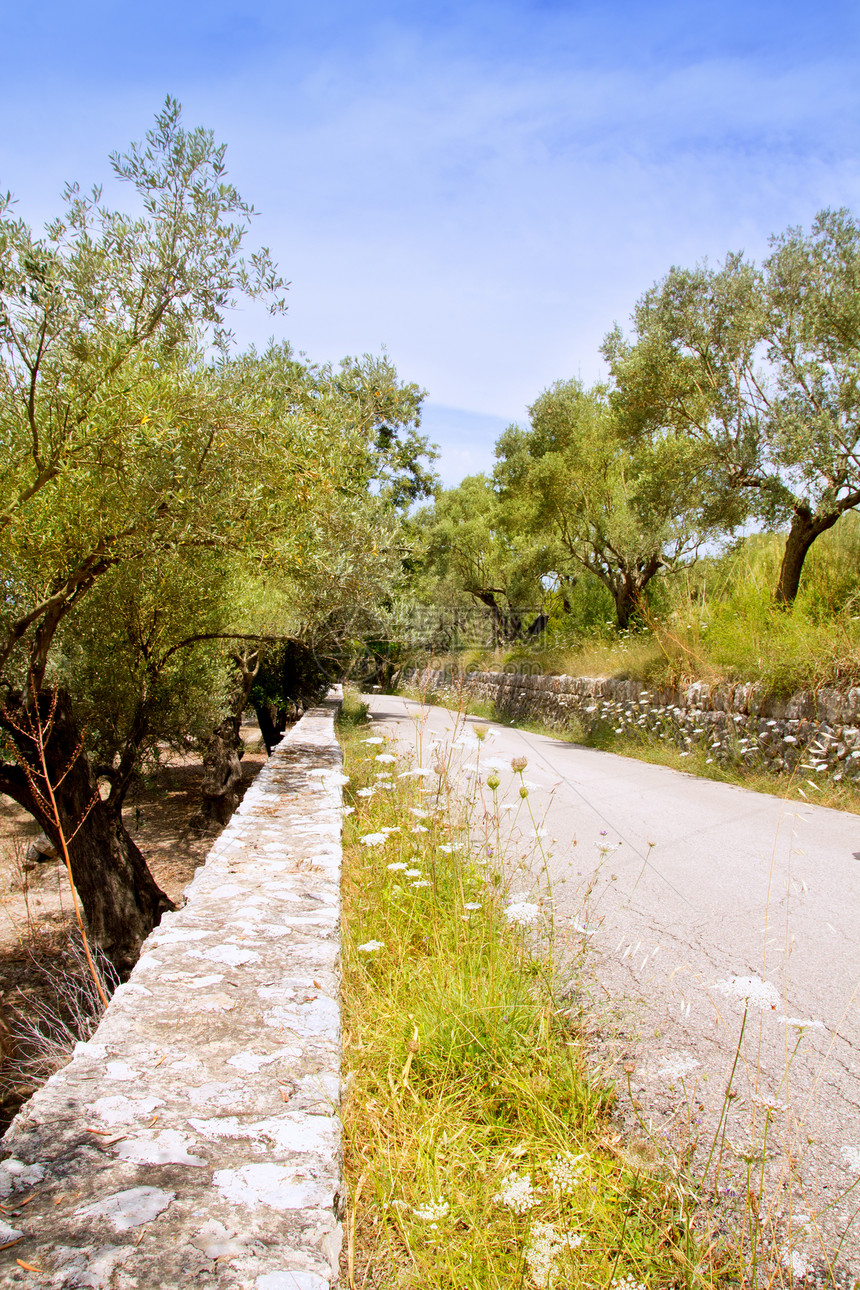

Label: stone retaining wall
[0,695,346,1289]
[403,667,860,784]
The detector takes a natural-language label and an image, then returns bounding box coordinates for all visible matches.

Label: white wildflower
[610,1277,647,1290]
[751,1092,790,1114]
[778,1015,825,1031]
[411,825,429,834]
[547,1151,586,1194]
[342,805,355,815]
[505,901,541,927]
[379,826,400,834]
[375,753,396,764]
[412,1198,449,1222]
[387,862,408,872]
[524,1221,584,1288]
[374,773,393,782]
[361,737,384,744]
[356,787,376,798]
[493,1170,535,1214]
[410,879,431,888]
[464,901,482,910]
[782,1249,809,1278]
[841,1145,860,1172]
[357,940,384,953]
[360,832,388,847]
[714,975,780,1011]
[399,766,433,778]
[649,1054,700,1082]
[405,868,422,877]
[439,843,461,853]
[409,807,429,817]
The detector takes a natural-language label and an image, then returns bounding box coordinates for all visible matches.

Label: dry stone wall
[404,667,860,784]
[0,695,346,1289]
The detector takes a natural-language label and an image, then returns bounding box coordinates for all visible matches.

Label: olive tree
[604,213,860,605]
[494,381,716,630]
[0,100,295,969]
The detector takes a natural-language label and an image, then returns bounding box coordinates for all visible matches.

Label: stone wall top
[0,695,345,1289]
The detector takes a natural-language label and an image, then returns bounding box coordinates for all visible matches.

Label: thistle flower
[511,756,528,772]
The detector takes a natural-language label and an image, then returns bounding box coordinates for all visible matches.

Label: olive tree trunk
[193,650,260,830]
[0,689,173,975]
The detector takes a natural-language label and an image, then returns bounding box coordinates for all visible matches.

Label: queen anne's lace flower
[357,940,384,952]
[547,1151,586,1194]
[778,1015,825,1031]
[412,1198,449,1222]
[493,1170,535,1213]
[714,976,780,1011]
[360,832,388,847]
[375,753,396,764]
[841,1145,860,1171]
[524,1222,583,1287]
[505,901,541,927]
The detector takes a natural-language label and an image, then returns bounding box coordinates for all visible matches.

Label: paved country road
[364,692,860,1275]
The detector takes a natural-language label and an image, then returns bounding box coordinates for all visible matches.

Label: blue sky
[5,1,860,483]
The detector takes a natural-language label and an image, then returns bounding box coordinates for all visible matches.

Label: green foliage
[494,380,719,630]
[0,100,435,816]
[414,473,553,634]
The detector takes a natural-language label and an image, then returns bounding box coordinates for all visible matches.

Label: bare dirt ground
[0,720,267,1130]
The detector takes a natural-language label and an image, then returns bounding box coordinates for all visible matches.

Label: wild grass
[0,930,118,1101]
[338,708,739,1288]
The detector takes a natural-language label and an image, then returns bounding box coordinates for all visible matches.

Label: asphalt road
[363,692,860,1274]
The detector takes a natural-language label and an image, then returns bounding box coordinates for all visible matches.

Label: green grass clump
[338,713,736,1288]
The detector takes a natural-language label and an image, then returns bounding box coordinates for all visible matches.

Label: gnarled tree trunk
[0,689,173,975]
[193,650,260,830]
[775,504,840,606]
